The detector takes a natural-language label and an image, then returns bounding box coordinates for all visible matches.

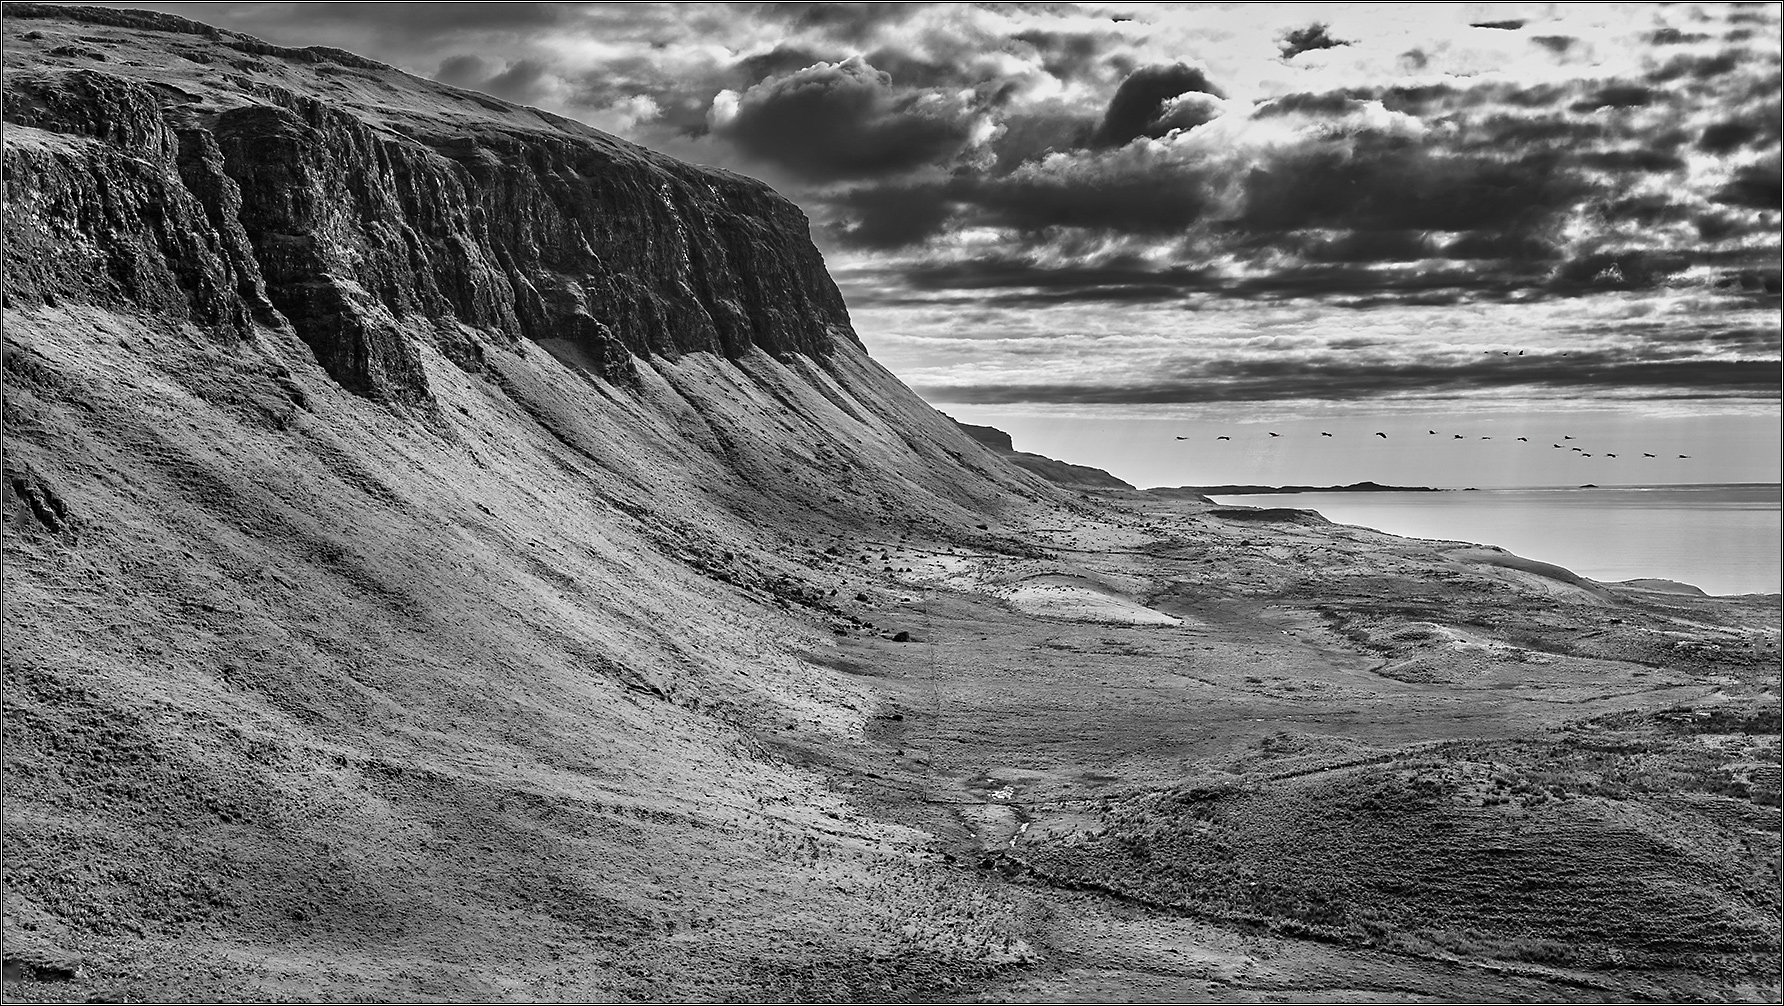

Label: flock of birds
[1176,430,1690,458]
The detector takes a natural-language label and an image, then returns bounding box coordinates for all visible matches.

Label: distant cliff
[3,3,856,405]
[951,419,1135,490]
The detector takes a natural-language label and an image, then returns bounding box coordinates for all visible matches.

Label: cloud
[828,184,956,249]
[915,357,1782,405]
[1647,27,1713,45]
[745,2,928,45]
[1093,63,1224,147]
[988,106,1102,172]
[1010,29,1118,83]
[958,144,1216,235]
[434,53,489,89]
[1699,118,1766,153]
[1238,142,1588,237]
[711,57,978,181]
[1712,162,1783,209]
[1279,24,1351,60]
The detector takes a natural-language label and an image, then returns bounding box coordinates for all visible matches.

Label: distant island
[1150,480,1449,496]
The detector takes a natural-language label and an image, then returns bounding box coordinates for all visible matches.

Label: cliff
[3,2,855,405]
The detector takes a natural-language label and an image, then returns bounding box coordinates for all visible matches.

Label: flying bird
[1516,437,1528,442]
[1374,432,1387,438]
[1518,350,1524,355]
[1217,436,1231,441]
[1268,432,1281,438]
[1643,452,1655,457]
[1454,434,1465,439]
[1480,436,1491,440]
[1678,454,1690,458]
[1175,436,1188,440]
[1553,444,1564,448]
[1321,432,1333,437]
[1572,448,1583,452]
[1563,435,1574,440]
[1428,430,1438,435]
[1582,453,1593,457]
[1606,453,1617,458]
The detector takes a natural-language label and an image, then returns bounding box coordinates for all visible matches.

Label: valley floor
[770,492,1783,1002]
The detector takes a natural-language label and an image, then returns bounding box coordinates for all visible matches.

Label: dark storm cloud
[1252,92,1368,118]
[1549,250,1693,290]
[1150,93,1225,134]
[735,46,831,85]
[856,252,1541,308]
[1570,84,1659,111]
[1238,144,1587,236]
[915,356,1782,405]
[1440,231,1560,262]
[897,259,1216,295]
[827,148,1216,250]
[1647,51,1742,83]
[743,2,929,45]
[435,54,489,89]
[1575,148,1686,173]
[714,57,975,182]
[1300,230,1437,263]
[828,184,956,249]
[1592,194,1696,226]
[1712,163,1784,209]
[1647,27,1713,45]
[1470,19,1527,31]
[988,108,1102,172]
[483,59,556,105]
[1093,63,1224,147]
[432,54,559,106]
[1010,29,1118,83]
[957,162,1212,235]
[1278,24,1350,60]
[1699,119,1766,153]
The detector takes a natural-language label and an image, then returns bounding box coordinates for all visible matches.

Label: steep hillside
[0,4,1069,999]
[3,6,1777,1003]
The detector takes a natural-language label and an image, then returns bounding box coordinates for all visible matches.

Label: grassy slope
[2,302,1054,1000]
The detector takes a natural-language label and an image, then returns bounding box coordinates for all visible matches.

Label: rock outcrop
[951,418,1135,490]
[3,2,856,404]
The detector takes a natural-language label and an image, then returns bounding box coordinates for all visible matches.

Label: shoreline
[1204,484,1781,597]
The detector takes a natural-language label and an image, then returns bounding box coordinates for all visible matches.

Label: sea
[1208,483,1782,597]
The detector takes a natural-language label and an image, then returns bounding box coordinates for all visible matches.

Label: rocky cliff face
[3,3,856,404]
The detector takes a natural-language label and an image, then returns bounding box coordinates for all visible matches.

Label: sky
[90,1,1782,487]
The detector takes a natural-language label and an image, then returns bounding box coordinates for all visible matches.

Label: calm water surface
[1210,484,1781,597]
